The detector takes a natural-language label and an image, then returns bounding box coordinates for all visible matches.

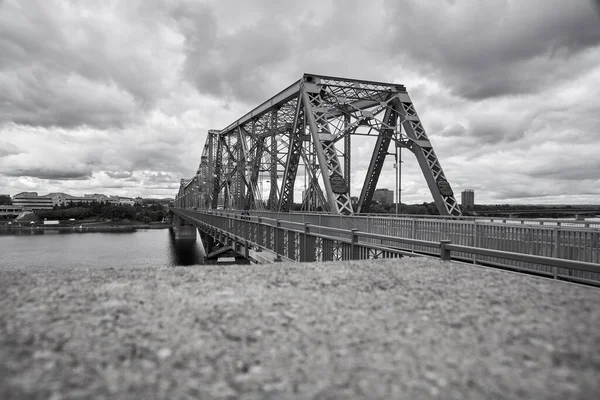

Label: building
[461,189,475,209]
[373,188,394,205]
[0,205,23,216]
[118,197,135,206]
[108,196,121,205]
[84,193,110,203]
[45,193,97,206]
[104,195,135,206]
[45,192,69,207]
[12,192,54,210]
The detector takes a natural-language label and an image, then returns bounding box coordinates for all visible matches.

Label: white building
[13,192,54,210]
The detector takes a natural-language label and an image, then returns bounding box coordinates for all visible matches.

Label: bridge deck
[175,209,600,284]
[1,259,598,398]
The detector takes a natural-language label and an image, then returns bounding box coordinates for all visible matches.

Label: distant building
[45,192,69,206]
[134,197,143,205]
[104,195,135,206]
[108,195,121,205]
[13,192,53,210]
[118,197,135,206]
[373,188,394,205]
[461,189,475,209]
[0,205,23,215]
[45,193,95,206]
[84,193,109,202]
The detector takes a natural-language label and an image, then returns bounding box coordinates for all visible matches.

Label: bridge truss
[177,74,461,216]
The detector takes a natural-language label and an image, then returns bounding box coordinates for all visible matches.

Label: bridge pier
[171,214,197,242]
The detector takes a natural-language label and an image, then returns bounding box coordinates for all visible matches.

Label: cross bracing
[180,74,461,216]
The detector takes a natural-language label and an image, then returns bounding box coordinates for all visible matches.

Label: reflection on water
[168,230,205,266]
[0,228,206,269]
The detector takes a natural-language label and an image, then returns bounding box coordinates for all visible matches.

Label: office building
[46,193,99,206]
[373,188,394,205]
[84,193,110,202]
[12,192,54,210]
[461,189,475,209]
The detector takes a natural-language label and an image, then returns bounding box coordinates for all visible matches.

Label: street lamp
[393,142,403,215]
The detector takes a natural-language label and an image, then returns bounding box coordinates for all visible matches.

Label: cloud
[0,0,184,128]
[0,0,599,204]
[3,167,92,180]
[384,0,600,99]
[171,2,296,104]
[104,171,133,179]
[0,142,21,157]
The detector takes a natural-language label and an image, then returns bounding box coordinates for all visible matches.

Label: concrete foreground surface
[1,259,599,399]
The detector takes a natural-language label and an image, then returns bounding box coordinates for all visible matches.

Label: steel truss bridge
[173,74,600,285]
[178,74,460,216]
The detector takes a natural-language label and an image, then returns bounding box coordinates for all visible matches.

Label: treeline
[364,202,440,215]
[288,202,442,215]
[472,204,583,211]
[36,201,169,223]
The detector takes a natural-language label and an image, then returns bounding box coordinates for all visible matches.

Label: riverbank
[0,222,171,234]
[1,259,599,399]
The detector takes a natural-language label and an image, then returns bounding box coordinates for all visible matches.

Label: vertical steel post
[553,228,560,279]
[344,113,351,198]
[269,109,279,211]
[275,219,283,261]
[440,240,452,261]
[256,217,263,251]
[287,230,296,260]
[473,221,478,264]
[411,219,417,252]
[351,228,359,260]
[300,223,315,262]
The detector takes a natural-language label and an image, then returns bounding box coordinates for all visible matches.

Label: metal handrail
[445,244,600,274]
[172,209,600,281]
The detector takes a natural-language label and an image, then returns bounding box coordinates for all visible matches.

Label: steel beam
[357,102,396,213]
[394,96,461,216]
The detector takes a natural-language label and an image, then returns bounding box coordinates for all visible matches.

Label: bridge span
[179,74,461,217]
[173,74,600,285]
[172,208,600,286]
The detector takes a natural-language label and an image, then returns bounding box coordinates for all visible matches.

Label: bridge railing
[248,210,600,229]
[245,211,600,271]
[173,209,600,285]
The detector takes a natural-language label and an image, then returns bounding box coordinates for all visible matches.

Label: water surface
[0,229,204,269]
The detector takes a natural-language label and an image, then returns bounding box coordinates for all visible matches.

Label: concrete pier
[171,214,197,242]
[172,224,197,241]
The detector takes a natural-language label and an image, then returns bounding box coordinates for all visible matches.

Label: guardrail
[173,209,600,286]
[250,210,600,229]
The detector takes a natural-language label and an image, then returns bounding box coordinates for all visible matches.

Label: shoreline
[0,223,171,234]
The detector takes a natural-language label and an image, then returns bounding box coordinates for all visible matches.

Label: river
[0,229,205,269]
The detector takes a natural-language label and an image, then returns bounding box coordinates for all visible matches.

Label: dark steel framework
[176,74,461,216]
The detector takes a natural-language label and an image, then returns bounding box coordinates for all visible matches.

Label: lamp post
[394,142,403,215]
[265,180,270,209]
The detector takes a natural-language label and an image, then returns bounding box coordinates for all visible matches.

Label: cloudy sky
[1,0,599,204]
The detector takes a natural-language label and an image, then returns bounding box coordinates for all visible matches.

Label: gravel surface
[1,259,599,399]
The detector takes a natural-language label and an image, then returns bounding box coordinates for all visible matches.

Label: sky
[0,0,599,204]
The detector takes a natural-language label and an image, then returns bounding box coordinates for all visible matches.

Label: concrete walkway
[1,259,599,399]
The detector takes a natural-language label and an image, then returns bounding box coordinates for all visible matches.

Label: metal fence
[173,209,600,285]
